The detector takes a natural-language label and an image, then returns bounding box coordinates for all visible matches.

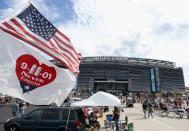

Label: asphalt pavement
[0,103,189,131]
[99,103,189,131]
[120,103,189,131]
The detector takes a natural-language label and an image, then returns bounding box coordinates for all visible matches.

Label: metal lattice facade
[51,56,185,94]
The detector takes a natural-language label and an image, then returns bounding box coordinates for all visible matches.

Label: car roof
[33,106,82,110]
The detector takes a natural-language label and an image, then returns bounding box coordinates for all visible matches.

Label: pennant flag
[0,3,80,74]
[0,30,76,106]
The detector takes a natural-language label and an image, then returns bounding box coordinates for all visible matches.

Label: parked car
[4,107,86,131]
[126,97,134,107]
[104,106,109,112]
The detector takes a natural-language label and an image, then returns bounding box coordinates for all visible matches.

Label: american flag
[0,4,80,74]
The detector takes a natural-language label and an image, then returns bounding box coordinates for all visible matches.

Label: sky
[0,0,189,86]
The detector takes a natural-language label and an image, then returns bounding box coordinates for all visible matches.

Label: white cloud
[60,0,189,86]
[0,7,14,19]
[1,0,189,86]
[31,0,61,22]
[4,0,29,8]
[0,0,28,20]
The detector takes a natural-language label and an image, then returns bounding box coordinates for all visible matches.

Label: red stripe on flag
[52,38,79,68]
[3,22,18,34]
[57,30,71,43]
[54,34,79,59]
[55,33,78,55]
[49,39,58,49]
[52,37,80,64]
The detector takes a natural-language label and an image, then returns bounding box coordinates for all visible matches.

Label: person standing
[113,106,120,131]
[22,102,28,115]
[88,112,100,130]
[186,98,189,106]
[83,106,89,117]
[11,101,18,116]
[18,101,24,116]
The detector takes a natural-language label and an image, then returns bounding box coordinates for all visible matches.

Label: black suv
[4,107,86,131]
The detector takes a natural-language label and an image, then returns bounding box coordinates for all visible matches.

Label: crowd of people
[0,95,12,104]
[2,92,189,131]
[141,96,189,119]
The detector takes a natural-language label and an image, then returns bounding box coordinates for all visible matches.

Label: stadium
[52,56,185,96]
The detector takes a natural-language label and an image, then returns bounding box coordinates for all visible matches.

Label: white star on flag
[25,85,30,90]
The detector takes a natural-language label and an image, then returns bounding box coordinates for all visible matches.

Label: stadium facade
[52,56,185,95]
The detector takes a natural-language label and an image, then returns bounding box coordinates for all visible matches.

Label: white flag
[0,30,76,106]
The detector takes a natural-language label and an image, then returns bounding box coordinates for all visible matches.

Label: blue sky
[0,0,76,24]
[0,0,189,86]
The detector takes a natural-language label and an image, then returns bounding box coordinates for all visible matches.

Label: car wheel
[8,125,19,131]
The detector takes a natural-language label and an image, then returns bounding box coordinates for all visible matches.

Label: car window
[41,109,59,120]
[27,110,43,120]
[62,109,76,120]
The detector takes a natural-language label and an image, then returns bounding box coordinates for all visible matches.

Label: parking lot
[99,103,189,131]
[125,104,189,131]
[1,103,189,131]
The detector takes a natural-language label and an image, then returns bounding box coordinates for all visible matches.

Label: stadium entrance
[94,80,128,96]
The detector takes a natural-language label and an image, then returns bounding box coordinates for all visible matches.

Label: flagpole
[65,107,71,131]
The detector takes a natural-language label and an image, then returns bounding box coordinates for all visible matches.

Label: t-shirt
[142,102,147,109]
[113,109,120,119]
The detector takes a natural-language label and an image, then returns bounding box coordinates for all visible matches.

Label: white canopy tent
[71,91,121,107]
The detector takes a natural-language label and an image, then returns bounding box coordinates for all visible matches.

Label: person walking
[148,101,153,118]
[113,106,120,131]
[142,99,148,118]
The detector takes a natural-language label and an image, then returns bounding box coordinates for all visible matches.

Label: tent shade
[71,91,121,107]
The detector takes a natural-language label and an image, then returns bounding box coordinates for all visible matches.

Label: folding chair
[119,116,128,130]
[124,123,134,131]
[104,114,114,130]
